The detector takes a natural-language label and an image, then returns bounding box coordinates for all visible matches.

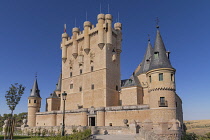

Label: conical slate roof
[29,78,41,98]
[55,73,62,91]
[148,29,173,71]
[135,41,153,75]
[48,92,58,98]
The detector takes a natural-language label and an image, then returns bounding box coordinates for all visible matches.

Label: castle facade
[27,13,183,129]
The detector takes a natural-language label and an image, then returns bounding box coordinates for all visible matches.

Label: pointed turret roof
[29,78,41,98]
[55,73,62,91]
[148,29,173,71]
[48,92,58,98]
[135,41,153,75]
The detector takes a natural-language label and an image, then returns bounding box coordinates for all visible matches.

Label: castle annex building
[27,13,183,129]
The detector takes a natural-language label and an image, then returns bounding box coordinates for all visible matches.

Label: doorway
[89,117,96,126]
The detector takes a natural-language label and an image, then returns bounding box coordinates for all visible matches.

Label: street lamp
[62,91,67,136]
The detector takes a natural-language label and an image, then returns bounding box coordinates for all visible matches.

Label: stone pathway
[93,134,137,140]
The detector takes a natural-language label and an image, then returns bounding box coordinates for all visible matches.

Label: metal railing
[158,100,168,107]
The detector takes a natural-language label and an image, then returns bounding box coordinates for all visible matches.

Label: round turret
[28,96,41,127]
[114,22,122,30]
[62,32,68,38]
[97,14,105,20]
[72,27,80,33]
[84,21,92,27]
[105,14,112,20]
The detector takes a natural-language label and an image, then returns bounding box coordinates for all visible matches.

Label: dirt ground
[184,120,210,136]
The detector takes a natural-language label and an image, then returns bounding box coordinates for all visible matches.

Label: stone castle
[27,13,183,137]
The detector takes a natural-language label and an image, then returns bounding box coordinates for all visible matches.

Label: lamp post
[62,91,67,136]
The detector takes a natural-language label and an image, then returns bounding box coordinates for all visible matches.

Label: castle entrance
[89,117,96,126]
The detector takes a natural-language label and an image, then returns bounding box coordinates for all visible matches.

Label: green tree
[5,83,25,116]
[206,132,210,138]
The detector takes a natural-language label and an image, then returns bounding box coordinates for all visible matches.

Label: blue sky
[0,0,210,121]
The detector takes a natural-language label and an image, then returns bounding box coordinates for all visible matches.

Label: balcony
[158,100,168,107]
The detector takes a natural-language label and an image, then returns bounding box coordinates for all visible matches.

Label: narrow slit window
[91,84,94,90]
[70,72,72,77]
[34,100,37,103]
[171,74,174,81]
[159,73,163,81]
[80,69,82,74]
[149,76,152,83]
[91,66,94,72]
[79,86,82,92]
[29,100,31,103]
[116,85,118,91]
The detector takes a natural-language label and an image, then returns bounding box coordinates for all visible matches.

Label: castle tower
[135,40,153,105]
[46,74,61,112]
[147,28,176,123]
[54,73,62,97]
[28,78,41,127]
[60,14,122,110]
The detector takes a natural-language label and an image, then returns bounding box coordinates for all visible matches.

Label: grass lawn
[0,135,32,140]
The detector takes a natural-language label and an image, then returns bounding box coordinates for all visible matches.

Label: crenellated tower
[60,13,122,110]
[146,28,177,123]
[28,78,41,127]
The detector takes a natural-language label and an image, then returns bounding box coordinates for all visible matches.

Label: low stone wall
[135,130,181,140]
[91,126,136,135]
[20,118,182,140]
[21,125,90,136]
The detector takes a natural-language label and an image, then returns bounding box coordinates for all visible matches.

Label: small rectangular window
[70,72,72,77]
[171,74,174,81]
[160,97,165,103]
[119,100,122,106]
[159,73,163,81]
[80,69,82,74]
[79,86,82,92]
[91,66,94,72]
[159,97,168,107]
[116,85,118,91]
[154,52,159,59]
[29,100,31,103]
[70,84,73,89]
[58,94,61,97]
[149,76,152,83]
[34,100,37,103]
[91,84,94,90]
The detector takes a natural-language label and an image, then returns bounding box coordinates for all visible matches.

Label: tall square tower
[60,14,122,110]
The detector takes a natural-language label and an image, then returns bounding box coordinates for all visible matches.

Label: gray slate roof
[55,73,62,91]
[135,41,153,75]
[148,30,173,71]
[48,92,58,98]
[121,75,141,88]
[29,78,41,98]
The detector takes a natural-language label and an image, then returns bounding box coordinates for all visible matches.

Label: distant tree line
[182,132,210,140]
[0,112,27,130]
